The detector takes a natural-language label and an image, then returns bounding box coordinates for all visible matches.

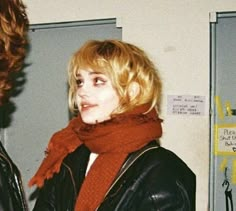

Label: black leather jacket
[33,141,196,210]
[0,142,28,211]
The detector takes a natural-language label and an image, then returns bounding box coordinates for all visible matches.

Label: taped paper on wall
[167,95,205,116]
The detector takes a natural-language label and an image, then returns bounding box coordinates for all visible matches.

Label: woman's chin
[81,116,111,125]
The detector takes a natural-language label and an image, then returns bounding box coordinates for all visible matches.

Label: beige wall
[24,0,236,210]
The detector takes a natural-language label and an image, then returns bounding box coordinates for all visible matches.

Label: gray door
[0,18,121,209]
[210,12,236,211]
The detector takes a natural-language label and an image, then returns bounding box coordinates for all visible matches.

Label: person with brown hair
[0,0,28,105]
[0,0,29,210]
[30,40,196,210]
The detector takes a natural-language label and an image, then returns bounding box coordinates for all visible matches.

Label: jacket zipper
[96,145,159,210]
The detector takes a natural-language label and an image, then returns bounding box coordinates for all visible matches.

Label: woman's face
[76,69,120,124]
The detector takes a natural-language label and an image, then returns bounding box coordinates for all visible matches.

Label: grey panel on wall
[210,12,236,211]
[1,19,121,209]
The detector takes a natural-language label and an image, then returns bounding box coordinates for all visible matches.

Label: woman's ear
[128,82,140,100]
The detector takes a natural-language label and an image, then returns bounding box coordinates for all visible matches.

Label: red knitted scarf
[29,104,162,211]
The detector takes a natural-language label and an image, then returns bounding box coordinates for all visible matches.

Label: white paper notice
[167,95,205,116]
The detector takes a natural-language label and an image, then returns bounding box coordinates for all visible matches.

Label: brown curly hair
[0,0,29,105]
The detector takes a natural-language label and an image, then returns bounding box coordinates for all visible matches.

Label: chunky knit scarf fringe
[29,104,162,211]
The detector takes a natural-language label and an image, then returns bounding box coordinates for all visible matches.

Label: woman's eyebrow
[76,71,104,77]
[89,71,103,75]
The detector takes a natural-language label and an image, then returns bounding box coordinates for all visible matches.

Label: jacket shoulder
[123,141,195,178]
[99,141,196,211]
[137,145,196,210]
[127,141,196,197]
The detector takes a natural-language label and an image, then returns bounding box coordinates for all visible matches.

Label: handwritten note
[167,95,205,116]
[215,124,236,154]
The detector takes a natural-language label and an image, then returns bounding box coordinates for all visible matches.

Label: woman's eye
[94,77,106,85]
[76,79,83,87]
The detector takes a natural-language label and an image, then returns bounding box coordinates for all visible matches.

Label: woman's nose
[77,87,87,97]
[77,83,90,97]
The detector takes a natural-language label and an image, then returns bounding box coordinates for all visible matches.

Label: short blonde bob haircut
[68,39,162,116]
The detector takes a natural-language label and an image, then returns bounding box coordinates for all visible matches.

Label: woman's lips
[80,103,97,112]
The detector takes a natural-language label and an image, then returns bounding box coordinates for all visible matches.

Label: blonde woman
[30,40,196,211]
